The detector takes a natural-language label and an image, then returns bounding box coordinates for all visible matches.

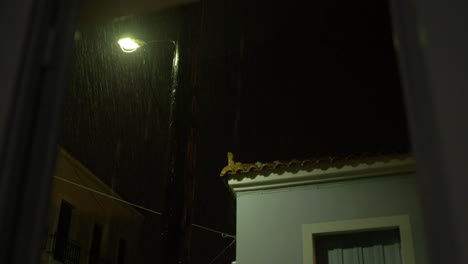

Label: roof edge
[226,154,415,193]
[57,147,145,219]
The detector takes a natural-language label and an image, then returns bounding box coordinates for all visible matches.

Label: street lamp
[117,37,176,53]
[117,38,142,53]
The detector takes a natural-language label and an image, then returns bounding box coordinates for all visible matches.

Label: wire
[70,165,106,213]
[207,238,236,264]
[53,176,235,238]
[192,224,236,239]
[55,176,162,215]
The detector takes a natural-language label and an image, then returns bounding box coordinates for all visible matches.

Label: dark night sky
[59,0,409,263]
[234,0,408,161]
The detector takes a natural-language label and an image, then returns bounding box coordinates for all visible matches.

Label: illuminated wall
[42,149,144,264]
[235,174,426,264]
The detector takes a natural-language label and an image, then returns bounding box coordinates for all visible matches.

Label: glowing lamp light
[118,38,141,53]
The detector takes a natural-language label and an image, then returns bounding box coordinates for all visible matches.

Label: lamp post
[117,34,196,264]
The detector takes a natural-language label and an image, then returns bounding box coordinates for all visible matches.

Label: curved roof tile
[220,152,410,177]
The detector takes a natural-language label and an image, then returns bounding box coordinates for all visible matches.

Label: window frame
[0,0,79,263]
[302,215,416,264]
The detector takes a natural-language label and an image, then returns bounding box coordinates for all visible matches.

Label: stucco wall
[236,174,426,264]
[42,149,143,264]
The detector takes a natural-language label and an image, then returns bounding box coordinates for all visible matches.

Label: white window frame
[302,215,416,264]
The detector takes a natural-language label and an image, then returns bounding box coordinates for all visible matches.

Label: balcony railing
[47,234,81,264]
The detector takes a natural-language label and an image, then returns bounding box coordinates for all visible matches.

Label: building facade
[42,149,144,264]
[222,153,426,264]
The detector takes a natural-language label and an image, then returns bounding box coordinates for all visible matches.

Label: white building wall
[236,174,426,264]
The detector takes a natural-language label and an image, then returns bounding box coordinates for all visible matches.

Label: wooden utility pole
[161,4,200,263]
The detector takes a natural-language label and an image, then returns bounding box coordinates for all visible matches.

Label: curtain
[315,229,402,264]
[327,243,402,264]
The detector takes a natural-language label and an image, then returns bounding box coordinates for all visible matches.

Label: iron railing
[47,234,81,264]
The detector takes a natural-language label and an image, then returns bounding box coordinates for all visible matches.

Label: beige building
[42,148,144,264]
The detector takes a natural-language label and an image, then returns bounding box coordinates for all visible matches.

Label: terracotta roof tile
[220,152,411,177]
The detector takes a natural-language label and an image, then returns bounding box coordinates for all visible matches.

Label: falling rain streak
[60,15,178,262]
